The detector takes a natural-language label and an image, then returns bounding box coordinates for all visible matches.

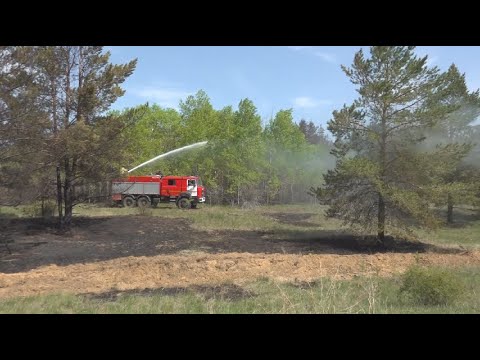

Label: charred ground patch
[0,215,466,274]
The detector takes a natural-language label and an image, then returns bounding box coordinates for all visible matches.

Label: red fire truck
[112,175,206,209]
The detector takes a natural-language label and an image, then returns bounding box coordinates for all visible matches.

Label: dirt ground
[1,214,479,299]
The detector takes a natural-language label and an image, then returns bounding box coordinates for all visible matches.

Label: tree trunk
[56,164,64,228]
[378,193,385,242]
[447,193,454,224]
[64,197,73,227]
[378,105,387,243]
[264,180,268,206]
[63,158,73,227]
[62,49,73,227]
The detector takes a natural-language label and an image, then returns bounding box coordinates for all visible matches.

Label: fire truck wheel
[122,196,136,208]
[137,196,150,208]
[177,197,190,209]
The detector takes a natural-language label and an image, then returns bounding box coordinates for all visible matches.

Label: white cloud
[287,46,313,51]
[288,47,338,65]
[314,52,337,64]
[133,88,192,108]
[293,97,332,108]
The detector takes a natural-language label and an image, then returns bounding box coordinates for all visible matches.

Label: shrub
[137,206,152,216]
[241,200,260,210]
[400,266,465,306]
[22,200,56,219]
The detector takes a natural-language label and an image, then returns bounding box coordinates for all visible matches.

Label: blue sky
[107,46,480,129]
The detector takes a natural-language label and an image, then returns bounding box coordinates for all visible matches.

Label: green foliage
[0,47,49,205]
[266,109,305,150]
[400,266,465,306]
[121,104,184,173]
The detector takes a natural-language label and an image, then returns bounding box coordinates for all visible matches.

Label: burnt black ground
[0,215,463,274]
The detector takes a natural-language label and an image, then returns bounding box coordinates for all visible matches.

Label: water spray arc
[128,141,208,173]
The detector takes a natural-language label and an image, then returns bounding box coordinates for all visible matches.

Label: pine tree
[298,119,330,145]
[0,47,48,205]
[324,46,463,242]
[32,46,137,227]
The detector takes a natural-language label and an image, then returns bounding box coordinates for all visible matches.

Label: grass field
[1,202,479,313]
[1,266,479,314]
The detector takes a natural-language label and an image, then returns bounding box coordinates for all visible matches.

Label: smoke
[415,103,480,168]
[128,141,208,173]
[467,115,480,169]
[270,143,336,185]
[305,145,336,173]
[464,127,480,168]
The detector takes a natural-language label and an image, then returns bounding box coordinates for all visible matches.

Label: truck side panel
[112,182,160,195]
